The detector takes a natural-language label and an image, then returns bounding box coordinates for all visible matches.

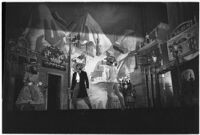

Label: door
[47,74,61,110]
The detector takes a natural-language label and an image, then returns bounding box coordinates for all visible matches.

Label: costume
[181,69,197,106]
[91,52,125,109]
[105,65,125,109]
[71,71,89,99]
[16,71,44,110]
[71,56,92,109]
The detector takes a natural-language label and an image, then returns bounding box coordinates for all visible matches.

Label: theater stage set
[3,2,199,134]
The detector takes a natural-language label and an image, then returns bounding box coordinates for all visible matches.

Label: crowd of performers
[14,51,198,110]
[15,53,136,110]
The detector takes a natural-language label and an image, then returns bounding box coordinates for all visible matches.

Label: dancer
[16,61,45,111]
[181,69,197,107]
[103,52,125,109]
[71,63,92,109]
[108,62,126,109]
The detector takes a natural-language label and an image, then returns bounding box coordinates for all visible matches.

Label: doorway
[47,74,61,111]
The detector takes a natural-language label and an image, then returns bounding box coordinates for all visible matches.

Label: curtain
[167,3,199,32]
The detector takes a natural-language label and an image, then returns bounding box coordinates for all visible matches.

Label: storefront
[136,23,169,108]
[4,37,70,111]
[158,19,199,107]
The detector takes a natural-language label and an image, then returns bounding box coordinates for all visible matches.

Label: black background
[3,108,199,133]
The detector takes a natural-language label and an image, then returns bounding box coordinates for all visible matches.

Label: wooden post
[175,54,182,95]
[151,66,155,107]
[145,67,151,107]
[67,35,72,109]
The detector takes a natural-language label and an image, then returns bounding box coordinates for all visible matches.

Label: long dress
[87,64,124,109]
[106,65,123,109]
[90,65,122,109]
[16,72,44,110]
[87,65,112,109]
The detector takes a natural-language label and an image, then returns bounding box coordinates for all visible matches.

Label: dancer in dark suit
[71,64,92,109]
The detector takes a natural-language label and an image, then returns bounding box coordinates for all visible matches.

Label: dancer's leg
[83,97,92,109]
[106,83,113,109]
[72,84,80,109]
[114,83,125,109]
[72,98,77,109]
[106,94,112,109]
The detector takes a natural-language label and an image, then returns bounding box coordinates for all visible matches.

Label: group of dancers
[15,53,135,110]
[70,53,126,109]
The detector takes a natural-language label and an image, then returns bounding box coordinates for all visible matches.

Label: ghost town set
[3,3,199,111]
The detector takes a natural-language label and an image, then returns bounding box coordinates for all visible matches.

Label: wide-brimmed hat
[72,54,86,71]
[104,51,116,66]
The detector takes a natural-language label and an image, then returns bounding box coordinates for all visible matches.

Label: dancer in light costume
[89,51,125,109]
